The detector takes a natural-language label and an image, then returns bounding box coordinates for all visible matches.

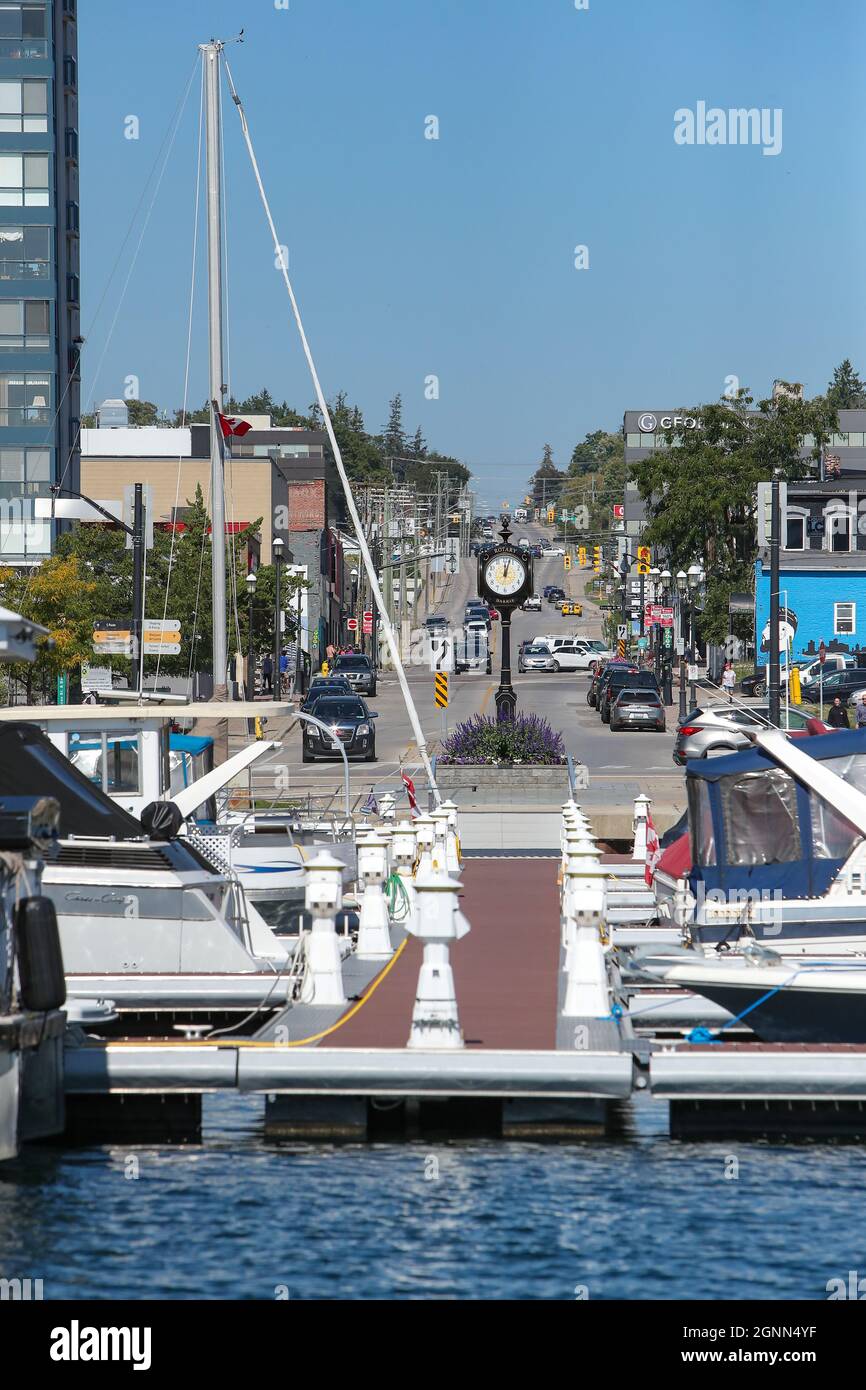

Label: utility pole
[202,39,227,697]
[131,482,144,690]
[769,473,781,727]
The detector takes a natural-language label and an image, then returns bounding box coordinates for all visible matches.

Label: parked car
[300,675,352,711]
[541,545,565,557]
[599,668,659,723]
[531,543,543,558]
[522,594,542,612]
[518,643,557,673]
[487,606,500,622]
[800,669,866,706]
[610,688,667,732]
[301,696,378,762]
[742,655,855,699]
[330,653,377,697]
[672,703,823,764]
[588,659,634,707]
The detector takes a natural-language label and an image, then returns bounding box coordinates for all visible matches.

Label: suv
[599,668,659,723]
[800,667,866,706]
[610,688,666,733]
[330,653,377,696]
[672,703,822,763]
[546,586,566,604]
[588,658,634,707]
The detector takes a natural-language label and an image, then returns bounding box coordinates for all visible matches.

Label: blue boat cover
[170,733,213,755]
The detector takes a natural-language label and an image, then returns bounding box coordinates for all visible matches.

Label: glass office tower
[0,0,79,564]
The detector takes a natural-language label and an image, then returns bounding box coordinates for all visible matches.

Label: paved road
[235,523,689,821]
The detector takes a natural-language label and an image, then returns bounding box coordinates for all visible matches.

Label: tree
[632,386,838,641]
[383,394,405,458]
[0,555,97,698]
[410,425,427,459]
[569,429,622,476]
[827,359,866,410]
[126,399,162,427]
[529,446,566,508]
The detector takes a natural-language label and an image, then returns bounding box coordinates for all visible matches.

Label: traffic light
[637,544,651,576]
[578,546,587,567]
[564,553,572,571]
[593,545,602,573]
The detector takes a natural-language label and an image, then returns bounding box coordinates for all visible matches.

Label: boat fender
[16,895,66,1012]
[141,800,184,841]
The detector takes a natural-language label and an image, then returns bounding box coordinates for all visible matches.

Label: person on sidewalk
[827,696,850,729]
[262,652,273,695]
[856,696,866,730]
[721,660,736,702]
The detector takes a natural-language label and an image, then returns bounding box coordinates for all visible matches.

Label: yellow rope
[284,937,408,1046]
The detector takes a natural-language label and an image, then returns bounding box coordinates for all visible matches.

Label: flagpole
[202,40,228,699]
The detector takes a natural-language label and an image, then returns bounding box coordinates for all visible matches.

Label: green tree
[382,394,405,457]
[0,555,97,698]
[827,359,866,410]
[127,399,162,427]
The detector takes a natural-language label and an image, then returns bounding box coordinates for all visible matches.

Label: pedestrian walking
[721,660,736,702]
[262,652,273,695]
[856,696,866,730]
[828,696,850,729]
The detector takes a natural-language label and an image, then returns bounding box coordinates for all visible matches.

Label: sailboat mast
[201,39,227,696]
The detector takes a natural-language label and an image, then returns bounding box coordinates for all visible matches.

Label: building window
[0,225,50,280]
[0,79,48,134]
[0,298,49,350]
[625,433,641,448]
[784,513,806,549]
[0,154,48,207]
[64,127,78,160]
[0,445,49,491]
[830,433,851,447]
[66,272,79,303]
[66,199,79,233]
[0,4,48,58]
[0,371,50,425]
[63,55,76,90]
[826,508,854,552]
[835,602,856,636]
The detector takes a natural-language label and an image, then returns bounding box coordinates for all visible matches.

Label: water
[1,1093,864,1300]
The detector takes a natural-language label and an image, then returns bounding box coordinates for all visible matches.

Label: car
[424,614,448,631]
[456,626,491,674]
[541,585,557,599]
[465,606,491,630]
[300,675,353,711]
[330,653,377,696]
[559,601,583,617]
[522,594,542,612]
[546,587,566,604]
[800,669,866,706]
[487,606,500,622]
[599,668,659,723]
[610,688,667,732]
[518,643,557,673]
[517,537,530,549]
[301,695,378,762]
[541,545,565,557]
[672,703,824,763]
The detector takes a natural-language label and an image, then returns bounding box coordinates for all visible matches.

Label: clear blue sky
[79,0,866,507]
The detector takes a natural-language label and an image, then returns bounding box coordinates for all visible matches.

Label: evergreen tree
[410,425,427,458]
[383,394,405,457]
[827,359,866,410]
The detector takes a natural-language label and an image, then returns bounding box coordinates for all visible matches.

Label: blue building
[0,0,80,566]
[755,477,866,664]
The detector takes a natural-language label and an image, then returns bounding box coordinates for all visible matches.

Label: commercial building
[80,412,352,660]
[0,0,80,565]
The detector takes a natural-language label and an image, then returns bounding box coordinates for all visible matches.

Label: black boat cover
[0,723,143,841]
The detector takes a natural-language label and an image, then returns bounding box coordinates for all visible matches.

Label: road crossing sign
[434,671,449,708]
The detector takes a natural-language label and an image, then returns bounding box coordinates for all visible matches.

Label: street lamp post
[677,570,688,720]
[687,564,704,709]
[350,566,359,648]
[660,569,672,700]
[245,569,256,701]
[273,534,284,695]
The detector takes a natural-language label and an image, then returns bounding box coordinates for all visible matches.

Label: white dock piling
[632,793,651,862]
[440,799,462,874]
[562,856,611,1019]
[355,832,394,959]
[413,814,436,877]
[304,851,347,1005]
[406,866,469,1050]
[391,819,418,924]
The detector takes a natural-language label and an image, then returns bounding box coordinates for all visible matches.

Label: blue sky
[79,0,866,507]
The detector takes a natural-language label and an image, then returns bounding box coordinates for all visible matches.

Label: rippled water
[1,1094,864,1300]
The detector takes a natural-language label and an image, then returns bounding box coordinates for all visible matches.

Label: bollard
[440,799,462,874]
[562,825,597,878]
[673,875,695,929]
[413,814,436,877]
[355,832,393,958]
[304,851,347,1005]
[561,858,611,1018]
[632,793,651,862]
[429,808,451,874]
[379,792,397,822]
[391,818,418,923]
[406,866,469,1049]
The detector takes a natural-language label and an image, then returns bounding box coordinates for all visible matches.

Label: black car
[739,670,767,698]
[301,695,378,762]
[425,615,448,631]
[300,675,352,711]
[546,587,566,604]
[588,659,637,709]
[465,604,491,629]
[330,653,377,696]
[800,669,866,706]
[599,668,660,723]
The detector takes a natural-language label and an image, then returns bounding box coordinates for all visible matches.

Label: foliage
[827,359,866,410]
[561,428,626,533]
[0,555,97,691]
[438,712,566,765]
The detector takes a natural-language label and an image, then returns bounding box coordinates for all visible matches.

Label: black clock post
[477,514,533,723]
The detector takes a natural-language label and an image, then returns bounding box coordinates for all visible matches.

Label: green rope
[386,871,412,922]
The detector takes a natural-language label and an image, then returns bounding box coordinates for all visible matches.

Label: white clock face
[484,554,527,598]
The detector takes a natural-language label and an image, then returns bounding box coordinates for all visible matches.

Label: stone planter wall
[434,763,570,806]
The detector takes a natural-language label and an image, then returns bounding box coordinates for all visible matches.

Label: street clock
[477,517,533,611]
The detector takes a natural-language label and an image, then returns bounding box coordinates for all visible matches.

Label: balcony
[0,40,49,59]
[0,259,49,281]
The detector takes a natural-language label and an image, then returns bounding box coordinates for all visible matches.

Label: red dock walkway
[324,860,561,1050]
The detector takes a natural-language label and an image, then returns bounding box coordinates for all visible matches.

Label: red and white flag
[216,411,252,439]
[645,810,662,886]
[401,769,419,817]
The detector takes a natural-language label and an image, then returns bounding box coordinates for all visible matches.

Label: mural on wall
[759,606,798,656]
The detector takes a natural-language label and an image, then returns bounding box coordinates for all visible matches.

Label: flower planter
[434,763,570,806]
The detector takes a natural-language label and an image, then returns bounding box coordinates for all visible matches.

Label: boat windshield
[808,752,866,859]
[688,778,716,866]
[720,768,801,866]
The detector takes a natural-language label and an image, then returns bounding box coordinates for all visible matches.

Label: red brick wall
[287,479,325,531]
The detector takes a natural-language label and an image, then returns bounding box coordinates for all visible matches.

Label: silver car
[610,688,666,732]
[673,703,818,763]
[519,643,556,673]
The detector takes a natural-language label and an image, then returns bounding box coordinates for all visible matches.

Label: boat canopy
[686,730,866,899]
[0,723,144,840]
[170,734,213,755]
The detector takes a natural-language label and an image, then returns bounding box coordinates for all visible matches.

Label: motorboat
[0,721,302,1034]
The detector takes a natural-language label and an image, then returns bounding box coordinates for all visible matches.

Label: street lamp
[273,535,284,695]
[686,564,704,710]
[245,569,257,701]
[677,570,688,720]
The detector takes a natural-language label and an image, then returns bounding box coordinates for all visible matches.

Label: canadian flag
[216,411,252,439]
[645,810,662,887]
[401,769,419,817]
